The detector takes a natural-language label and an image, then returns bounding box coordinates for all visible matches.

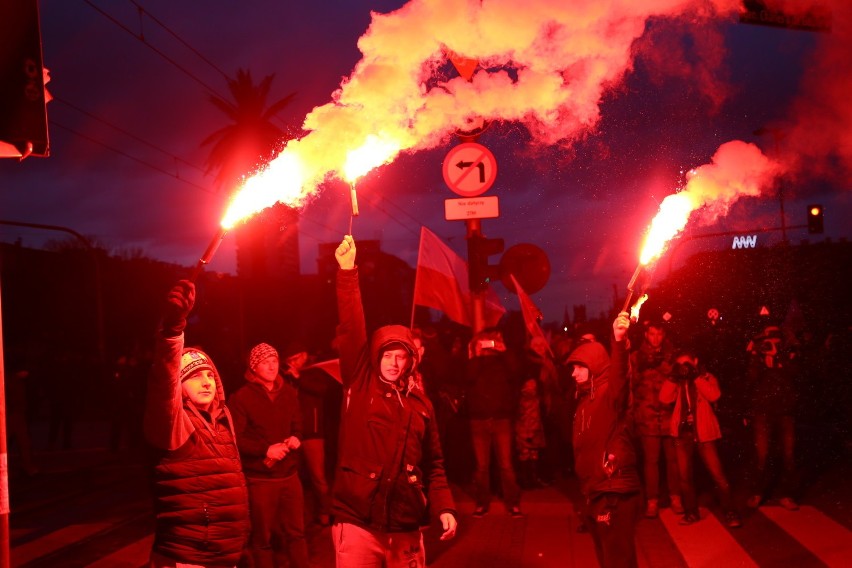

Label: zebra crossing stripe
[760,505,852,567]
[659,507,758,568]
[10,522,112,565]
[85,534,153,568]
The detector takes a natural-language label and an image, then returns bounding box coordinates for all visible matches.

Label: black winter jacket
[332,267,456,532]
[568,338,640,499]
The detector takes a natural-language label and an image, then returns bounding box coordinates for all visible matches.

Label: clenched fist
[335,235,356,270]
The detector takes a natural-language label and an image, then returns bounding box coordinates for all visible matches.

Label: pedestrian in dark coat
[567,312,641,568]
[332,235,457,568]
[144,280,250,568]
[628,322,681,518]
[230,342,309,568]
[466,328,523,517]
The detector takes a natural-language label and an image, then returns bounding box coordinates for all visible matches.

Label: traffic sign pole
[442,139,498,333]
[466,218,486,333]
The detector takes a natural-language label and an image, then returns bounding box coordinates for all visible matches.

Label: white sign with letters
[444,196,499,220]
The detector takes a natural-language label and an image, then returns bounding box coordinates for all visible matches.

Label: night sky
[2,0,850,320]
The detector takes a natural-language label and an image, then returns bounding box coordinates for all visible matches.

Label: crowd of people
[5,232,848,568]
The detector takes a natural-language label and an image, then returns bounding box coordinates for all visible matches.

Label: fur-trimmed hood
[369,324,419,385]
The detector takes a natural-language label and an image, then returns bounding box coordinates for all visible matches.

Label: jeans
[332,522,425,568]
[639,435,680,501]
[470,418,520,509]
[247,473,309,568]
[673,435,733,513]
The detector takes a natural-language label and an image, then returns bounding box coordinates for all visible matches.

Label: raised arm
[144,280,195,450]
[334,235,368,387]
[609,311,631,408]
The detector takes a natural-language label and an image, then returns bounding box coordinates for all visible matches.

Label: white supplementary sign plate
[444,196,499,220]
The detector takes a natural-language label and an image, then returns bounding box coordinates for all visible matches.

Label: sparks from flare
[630,293,648,323]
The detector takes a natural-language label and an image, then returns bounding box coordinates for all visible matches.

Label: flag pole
[410,226,424,329]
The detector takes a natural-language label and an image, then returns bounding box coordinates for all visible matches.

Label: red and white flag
[305,358,342,384]
[413,226,505,328]
[510,273,551,354]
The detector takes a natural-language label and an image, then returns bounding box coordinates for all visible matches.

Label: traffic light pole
[466,218,486,334]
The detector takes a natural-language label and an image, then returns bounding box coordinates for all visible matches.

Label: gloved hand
[161,280,195,337]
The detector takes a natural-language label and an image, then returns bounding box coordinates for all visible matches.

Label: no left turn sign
[442,142,497,197]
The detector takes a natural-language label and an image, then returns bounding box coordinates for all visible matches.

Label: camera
[679,412,695,434]
[478,339,496,350]
[673,361,697,381]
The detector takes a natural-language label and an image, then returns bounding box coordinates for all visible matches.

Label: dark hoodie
[567,338,640,498]
[229,370,303,478]
[333,267,456,532]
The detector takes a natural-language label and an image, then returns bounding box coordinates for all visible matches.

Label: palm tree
[202,68,301,342]
[202,68,296,191]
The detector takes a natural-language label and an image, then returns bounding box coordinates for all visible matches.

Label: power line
[359,193,422,238]
[80,0,229,101]
[49,120,217,195]
[76,0,439,242]
[53,96,207,176]
[129,0,231,82]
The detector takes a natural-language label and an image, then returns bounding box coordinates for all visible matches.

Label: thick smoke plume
[228,0,846,231]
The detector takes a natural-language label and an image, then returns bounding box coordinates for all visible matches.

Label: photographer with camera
[660,349,741,527]
[628,322,681,518]
[745,324,800,511]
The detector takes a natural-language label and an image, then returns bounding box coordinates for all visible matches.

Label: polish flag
[510,273,551,355]
[413,226,505,328]
[306,359,342,384]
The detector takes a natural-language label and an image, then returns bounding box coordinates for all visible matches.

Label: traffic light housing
[0,0,49,157]
[807,204,824,234]
[468,234,504,292]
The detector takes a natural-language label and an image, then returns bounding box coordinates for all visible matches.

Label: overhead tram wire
[358,193,421,239]
[84,0,289,130]
[53,96,208,177]
[80,0,230,102]
[49,120,217,195]
[128,0,230,82]
[81,0,436,238]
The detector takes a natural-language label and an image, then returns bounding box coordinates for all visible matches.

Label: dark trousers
[639,435,680,501]
[247,473,309,568]
[301,438,331,517]
[753,413,798,498]
[673,435,733,514]
[470,418,520,509]
[584,492,640,568]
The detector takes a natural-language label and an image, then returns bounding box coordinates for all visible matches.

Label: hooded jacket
[144,336,250,567]
[333,267,456,532]
[659,371,723,442]
[229,371,303,478]
[567,338,640,499]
